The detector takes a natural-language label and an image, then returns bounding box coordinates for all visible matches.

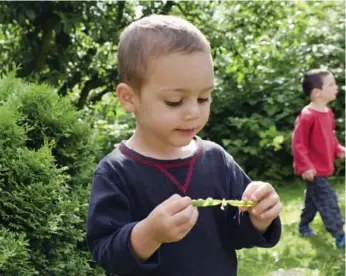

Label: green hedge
[0,74,104,275]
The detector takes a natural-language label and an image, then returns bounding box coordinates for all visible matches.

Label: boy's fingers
[177,207,199,233]
[165,195,191,215]
[164,194,181,203]
[251,193,279,215]
[257,201,283,220]
[242,182,261,201]
[238,206,249,212]
[248,182,274,201]
[171,205,196,226]
[191,206,199,225]
[305,173,314,181]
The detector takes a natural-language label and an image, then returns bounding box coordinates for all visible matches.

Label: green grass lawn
[238,177,345,276]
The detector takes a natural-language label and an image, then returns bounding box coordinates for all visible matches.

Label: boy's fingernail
[252,209,257,214]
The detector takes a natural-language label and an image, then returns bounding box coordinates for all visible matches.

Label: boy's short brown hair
[301,69,331,97]
[117,14,211,91]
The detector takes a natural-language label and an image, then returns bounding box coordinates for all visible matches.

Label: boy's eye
[165,100,183,107]
[198,97,211,103]
[165,97,211,107]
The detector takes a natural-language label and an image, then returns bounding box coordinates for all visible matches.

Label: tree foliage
[1,2,343,181]
[0,2,344,154]
[0,1,344,274]
[0,73,102,275]
[202,1,345,180]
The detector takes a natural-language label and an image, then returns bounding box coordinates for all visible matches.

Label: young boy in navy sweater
[292,69,345,248]
[86,15,282,276]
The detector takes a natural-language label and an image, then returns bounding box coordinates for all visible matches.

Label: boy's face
[318,74,338,103]
[134,51,214,148]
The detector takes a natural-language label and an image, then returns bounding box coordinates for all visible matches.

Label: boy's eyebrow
[159,85,215,93]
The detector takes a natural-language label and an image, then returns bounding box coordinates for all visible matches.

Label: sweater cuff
[240,212,282,247]
[126,222,160,271]
[260,216,282,247]
[296,165,315,176]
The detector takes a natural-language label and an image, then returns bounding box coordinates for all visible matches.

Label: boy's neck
[308,101,329,112]
[125,129,198,160]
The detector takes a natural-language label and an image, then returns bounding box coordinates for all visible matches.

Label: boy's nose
[184,103,200,120]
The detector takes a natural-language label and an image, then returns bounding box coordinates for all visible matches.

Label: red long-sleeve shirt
[292,106,343,177]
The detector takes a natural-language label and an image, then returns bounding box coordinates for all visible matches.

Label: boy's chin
[327,97,336,103]
[170,137,195,147]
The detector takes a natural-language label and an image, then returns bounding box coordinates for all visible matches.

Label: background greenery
[238,177,345,276]
[0,1,344,275]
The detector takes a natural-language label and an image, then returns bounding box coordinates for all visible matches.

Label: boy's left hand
[337,152,345,158]
[239,181,282,233]
[337,146,346,158]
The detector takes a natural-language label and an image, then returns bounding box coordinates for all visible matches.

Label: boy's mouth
[175,128,197,135]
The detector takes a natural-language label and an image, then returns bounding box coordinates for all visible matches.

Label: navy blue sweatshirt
[86,137,281,276]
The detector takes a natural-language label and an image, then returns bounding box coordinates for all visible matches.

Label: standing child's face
[134,51,214,148]
[318,74,338,103]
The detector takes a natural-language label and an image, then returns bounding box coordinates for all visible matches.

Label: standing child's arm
[330,110,345,159]
[335,141,346,159]
[292,114,316,180]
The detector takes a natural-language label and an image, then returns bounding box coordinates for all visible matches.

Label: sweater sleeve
[223,151,282,249]
[86,172,160,275]
[291,113,315,174]
[330,109,345,158]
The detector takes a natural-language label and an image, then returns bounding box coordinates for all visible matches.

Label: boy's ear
[116,83,137,113]
[311,88,321,97]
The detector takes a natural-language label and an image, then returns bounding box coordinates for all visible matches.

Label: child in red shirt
[292,69,345,248]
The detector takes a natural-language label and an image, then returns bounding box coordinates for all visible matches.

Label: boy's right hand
[302,169,316,181]
[131,194,198,261]
[145,194,199,243]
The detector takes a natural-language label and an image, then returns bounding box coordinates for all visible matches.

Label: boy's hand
[145,194,199,243]
[239,181,282,233]
[131,194,198,260]
[337,146,346,158]
[302,169,316,181]
[337,152,345,158]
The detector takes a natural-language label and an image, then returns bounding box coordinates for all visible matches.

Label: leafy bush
[202,1,345,182]
[0,229,35,275]
[0,73,103,275]
[86,92,135,160]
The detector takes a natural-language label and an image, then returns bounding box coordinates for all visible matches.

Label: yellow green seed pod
[191,198,257,209]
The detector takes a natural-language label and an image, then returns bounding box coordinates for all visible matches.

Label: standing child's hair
[301,69,331,97]
[117,14,211,91]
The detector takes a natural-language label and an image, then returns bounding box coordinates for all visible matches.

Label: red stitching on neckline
[119,143,203,192]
